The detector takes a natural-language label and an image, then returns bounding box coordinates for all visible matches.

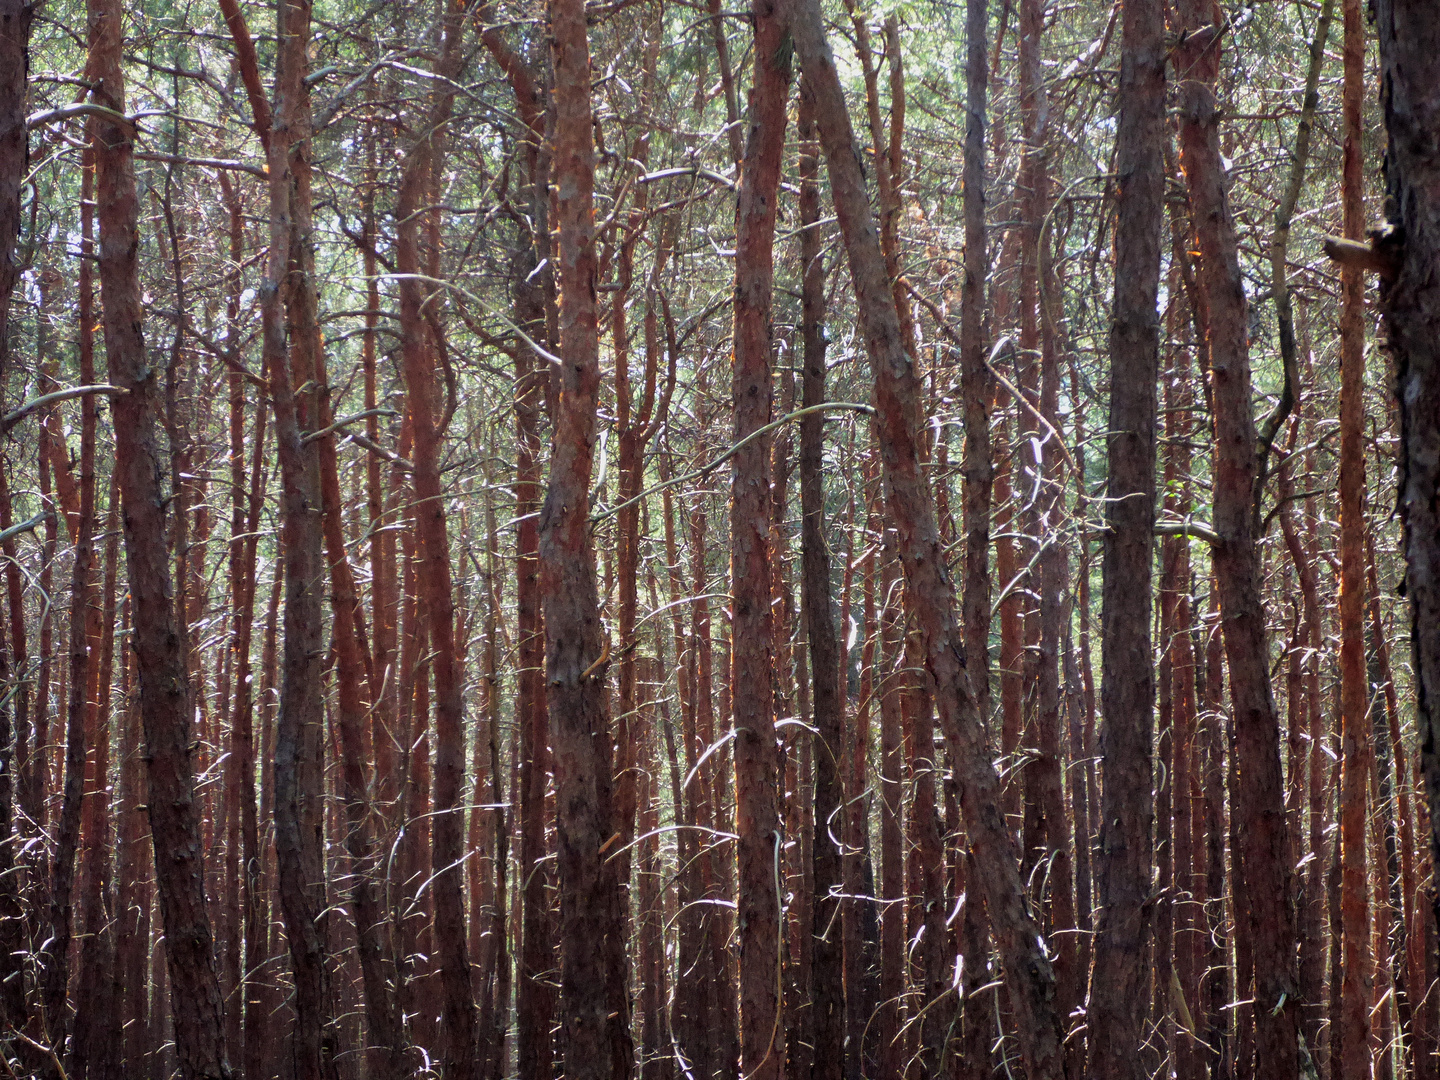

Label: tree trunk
[263,0,334,1070]
[798,81,846,1080]
[316,352,407,1077]
[88,0,231,1071]
[1372,0,1440,973]
[543,0,633,1074]
[730,3,791,1077]
[786,6,1069,1075]
[1337,0,1373,1071]
[1174,5,1300,1073]
[1088,0,1164,1075]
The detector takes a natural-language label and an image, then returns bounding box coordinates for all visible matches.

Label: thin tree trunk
[1174,5,1300,1072]
[798,81,846,1080]
[787,9,1069,1074]
[45,152,99,1053]
[263,0,333,1069]
[1337,0,1373,1070]
[0,1,30,1033]
[316,352,407,1077]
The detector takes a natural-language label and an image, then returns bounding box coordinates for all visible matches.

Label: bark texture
[786,4,1069,1075]
[730,3,791,1078]
[1088,0,1164,1075]
[543,0,634,1075]
[87,0,231,1072]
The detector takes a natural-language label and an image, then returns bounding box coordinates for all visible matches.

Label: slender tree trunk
[391,6,475,1072]
[263,0,334,1070]
[0,4,31,1032]
[316,353,407,1077]
[88,0,231,1071]
[1174,5,1300,1073]
[787,7,1069,1075]
[1088,0,1164,1076]
[45,153,98,1053]
[543,0,633,1074]
[798,81,846,1080]
[1337,0,1374,1071]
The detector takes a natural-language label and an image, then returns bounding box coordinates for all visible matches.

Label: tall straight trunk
[798,83,845,1080]
[611,22,662,908]
[961,0,991,731]
[115,599,154,1075]
[1337,0,1373,1072]
[877,549,905,1080]
[45,151,99,1051]
[1371,0,1440,999]
[1088,0,1164,1076]
[316,355,407,1077]
[492,45,558,1080]
[1174,5,1299,1073]
[786,9,1069,1075]
[87,0,230,1072]
[0,6,30,1031]
[730,3,791,1077]
[263,0,333,1070]
[392,6,475,1072]
[543,0,632,1075]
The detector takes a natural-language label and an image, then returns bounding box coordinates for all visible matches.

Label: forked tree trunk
[784,2,1069,1074]
[543,0,633,1074]
[1088,0,1164,1075]
[86,0,231,1073]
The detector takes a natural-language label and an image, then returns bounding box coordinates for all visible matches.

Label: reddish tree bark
[542,0,633,1074]
[1088,0,1164,1076]
[393,5,476,1072]
[1337,0,1373,1071]
[1174,4,1300,1073]
[316,353,407,1077]
[798,81,846,1080]
[87,0,231,1071]
[785,3,1070,1074]
[262,0,334,1069]
[729,2,791,1077]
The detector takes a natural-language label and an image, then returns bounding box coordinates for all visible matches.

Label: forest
[2,0,1440,1077]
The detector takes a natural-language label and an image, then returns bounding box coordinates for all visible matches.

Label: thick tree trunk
[786,5,1069,1075]
[1372,0,1440,975]
[730,3,791,1077]
[1174,5,1299,1073]
[1088,0,1164,1076]
[543,0,633,1075]
[87,0,231,1072]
